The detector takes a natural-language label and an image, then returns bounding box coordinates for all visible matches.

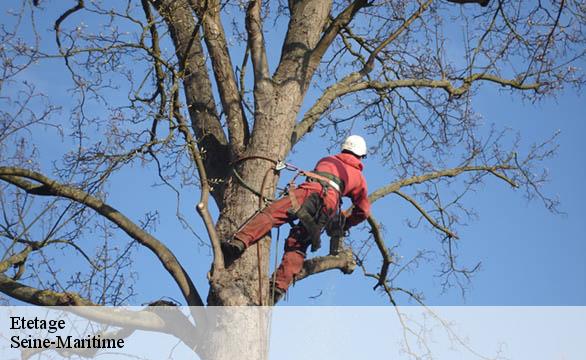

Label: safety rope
[256,241,263,305]
[231,155,278,166]
[232,168,274,203]
[270,225,280,305]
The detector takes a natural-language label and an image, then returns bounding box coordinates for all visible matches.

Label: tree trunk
[201,87,304,359]
[208,85,304,306]
[195,307,272,360]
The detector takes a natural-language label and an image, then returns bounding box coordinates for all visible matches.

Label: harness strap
[288,178,301,213]
[303,171,344,194]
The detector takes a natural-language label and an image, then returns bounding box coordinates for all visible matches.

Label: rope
[231,155,279,306]
[270,226,280,305]
[259,166,275,209]
[230,155,304,306]
[231,155,278,166]
[256,242,263,306]
[232,168,274,203]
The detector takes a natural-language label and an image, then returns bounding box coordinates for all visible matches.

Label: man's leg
[274,226,310,293]
[233,187,310,248]
[223,188,311,264]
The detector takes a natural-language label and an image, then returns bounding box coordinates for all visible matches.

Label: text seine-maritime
[9,316,125,349]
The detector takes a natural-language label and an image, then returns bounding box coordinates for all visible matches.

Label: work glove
[326,212,346,237]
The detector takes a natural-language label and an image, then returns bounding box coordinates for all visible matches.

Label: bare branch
[53,0,85,77]
[368,164,516,204]
[291,0,432,146]
[292,74,542,147]
[173,94,223,272]
[0,167,204,307]
[364,0,433,73]
[367,215,393,290]
[393,190,459,239]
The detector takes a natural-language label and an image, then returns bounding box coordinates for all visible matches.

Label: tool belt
[287,171,344,252]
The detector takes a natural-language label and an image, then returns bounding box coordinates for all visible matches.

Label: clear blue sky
[1,2,584,306]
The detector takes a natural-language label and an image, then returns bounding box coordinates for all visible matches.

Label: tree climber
[221,135,371,299]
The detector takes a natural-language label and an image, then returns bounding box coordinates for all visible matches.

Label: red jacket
[300,152,370,228]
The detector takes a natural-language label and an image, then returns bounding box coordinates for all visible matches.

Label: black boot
[221,239,246,266]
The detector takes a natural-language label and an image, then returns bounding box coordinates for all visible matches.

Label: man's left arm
[345,176,371,229]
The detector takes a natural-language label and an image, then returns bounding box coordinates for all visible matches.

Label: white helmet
[341,135,367,157]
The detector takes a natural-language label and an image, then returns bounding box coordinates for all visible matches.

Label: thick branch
[245,0,276,144]
[152,0,230,205]
[195,0,249,154]
[0,272,95,306]
[292,73,541,147]
[307,0,368,75]
[273,0,333,85]
[0,246,32,274]
[245,0,270,85]
[0,273,173,329]
[269,248,356,305]
[368,164,516,204]
[0,273,201,352]
[291,71,361,145]
[295,248,356,282]
[0,167,204,307]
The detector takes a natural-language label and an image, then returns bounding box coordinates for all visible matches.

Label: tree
[0,0,583,358]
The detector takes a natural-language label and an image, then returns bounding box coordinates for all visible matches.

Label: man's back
[314,152,370,227]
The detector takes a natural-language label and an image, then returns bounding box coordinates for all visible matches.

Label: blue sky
[1,1,584,306]
[284,84,586,306]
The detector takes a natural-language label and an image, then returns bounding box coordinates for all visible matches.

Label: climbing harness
[282,161,345,253]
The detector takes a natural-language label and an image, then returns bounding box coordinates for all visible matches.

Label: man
[222,135,371,299]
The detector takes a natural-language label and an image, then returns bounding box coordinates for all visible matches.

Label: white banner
[1,306,584,359]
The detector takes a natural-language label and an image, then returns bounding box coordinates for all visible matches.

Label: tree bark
[152,0,230,206]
